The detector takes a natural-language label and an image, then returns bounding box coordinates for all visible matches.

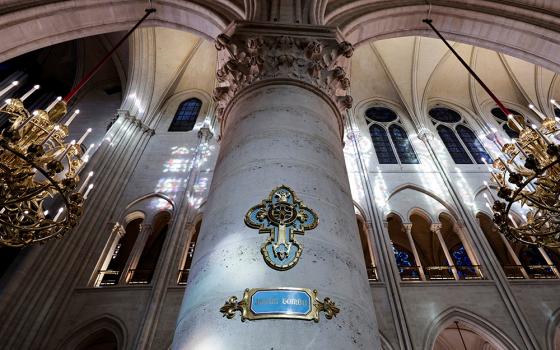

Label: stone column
[403,223,426,280]
[497,230,530,279]
[535,245,560,278]
[119,223,153,284]
[432,223,460,280]
[172,23,381,349]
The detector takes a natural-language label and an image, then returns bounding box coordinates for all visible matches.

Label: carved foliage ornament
[214,33,354,119]
[245,185,318,270]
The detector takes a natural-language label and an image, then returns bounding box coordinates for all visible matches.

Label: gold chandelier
[0,7,155,247]
[424,18,560,248]
[0,93,92,247]
[486,110,560,247]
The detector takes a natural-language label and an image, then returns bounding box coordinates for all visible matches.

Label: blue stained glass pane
[429,107,462,123]
[456,125,492,164]
[451,245,473,266]
[520,247,547,266]
[437,125,472,164]
[366,107,398,123]
[392,245,414,266]
[370,124,398,164]
[389,124,419,164]
[169,98,202,132]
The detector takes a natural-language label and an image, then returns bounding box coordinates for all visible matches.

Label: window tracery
[429,107,491,164]
[169,98,202,132]
[365,106,419,164]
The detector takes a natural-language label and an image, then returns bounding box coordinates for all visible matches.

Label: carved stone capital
[402,223,413,233]
[213,23,354,125]
[417,127,434,142]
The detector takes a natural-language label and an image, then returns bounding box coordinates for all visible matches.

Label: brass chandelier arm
[0,142,74,205]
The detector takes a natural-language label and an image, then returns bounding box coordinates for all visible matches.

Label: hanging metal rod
[63,8,156,103]
[423,19,512,119]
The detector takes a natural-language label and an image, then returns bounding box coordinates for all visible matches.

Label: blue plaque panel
[250,289,312,316]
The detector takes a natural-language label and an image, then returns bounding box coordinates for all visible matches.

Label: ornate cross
[245,185,318,270]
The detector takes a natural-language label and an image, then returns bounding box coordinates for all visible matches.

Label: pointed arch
[424,307,519,350]
[58,314,127,350]
[386,183,459,223]
[124,192,176,212]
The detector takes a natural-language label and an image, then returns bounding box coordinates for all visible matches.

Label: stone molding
[213,22,354,125]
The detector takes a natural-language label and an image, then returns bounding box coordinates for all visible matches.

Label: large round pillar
[172,25,381,350]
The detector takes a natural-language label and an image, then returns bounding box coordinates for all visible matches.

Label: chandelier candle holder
[0,96,88,247]
[424,18,560,248]
[488,111,560,247]
[0,7,156,247]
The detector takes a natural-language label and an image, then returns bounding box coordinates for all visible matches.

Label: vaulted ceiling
[350,35,560,129]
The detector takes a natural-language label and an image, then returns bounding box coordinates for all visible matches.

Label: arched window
[178,220,201,285]
[98,218,143,286]
[365,106,419,164]
[168,98,202,132]
[430,107,491,164]
[75,329,118,350]
[490,107,520,138]
[128,212,171,284]
[434,320,508,350]
[392,245,415,267]
[451,244,473,267]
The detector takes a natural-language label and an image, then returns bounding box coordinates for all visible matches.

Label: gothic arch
[0,1,244,63]
[154,89,213,131]
[125,192,175,211]
[58,314,127,350]
[354,97,415,127]
[408,207,435,225]
[386,183,459,222]
[324,2,560,73]
[122,192,175,224]
[427,99,488,134]
[385,210,406,225]
[424,307,519,350]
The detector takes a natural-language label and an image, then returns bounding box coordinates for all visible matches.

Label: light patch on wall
[372,166,389,208]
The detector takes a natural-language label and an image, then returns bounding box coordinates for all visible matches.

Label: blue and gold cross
[245,185,318,270]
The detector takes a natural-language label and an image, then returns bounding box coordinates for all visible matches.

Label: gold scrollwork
[219,287,339,322]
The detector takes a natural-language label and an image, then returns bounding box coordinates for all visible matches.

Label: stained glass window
[389,124,419,164]
[392,245,414,266]
[370,124,398,164]
[429,107,462,123]
[451,245,473,266]
[365,106,419,165]
[490,107,519,138]
[430,107,491,164]
[366,107,398,122]
[456,125,492,164]
[437,125,472,164]
[169,98,202,132]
